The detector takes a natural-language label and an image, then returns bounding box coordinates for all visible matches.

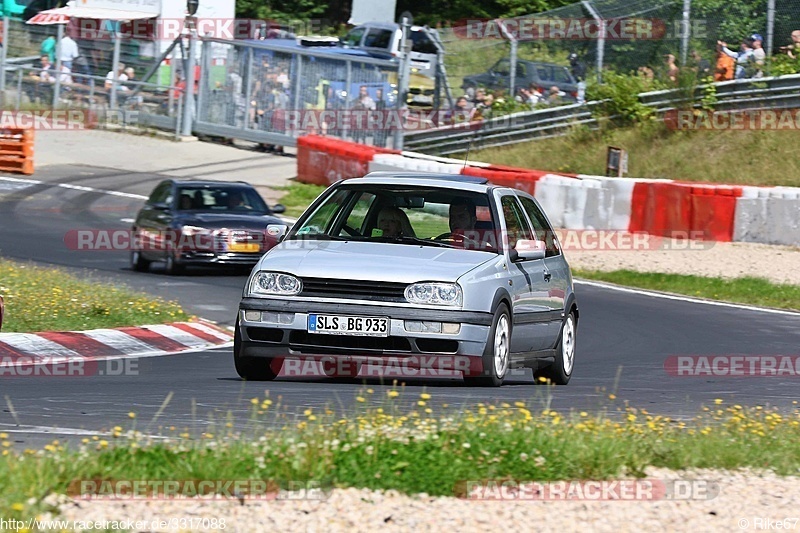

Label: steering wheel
[434,231,480,247]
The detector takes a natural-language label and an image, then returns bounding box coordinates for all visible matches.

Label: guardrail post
[582,1,604,84]
[680,0,691,66]
[181,20,196,137]
[53,23,63,108]
[110,29,122,110]
[393,16,411,151]
[766,0,775,60]
[1,16,8,106]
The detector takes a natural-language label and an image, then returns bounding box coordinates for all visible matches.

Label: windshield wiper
[389,236,457,248]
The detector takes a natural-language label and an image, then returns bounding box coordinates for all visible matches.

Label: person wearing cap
[568,52,586,82]
[750,34,766,77]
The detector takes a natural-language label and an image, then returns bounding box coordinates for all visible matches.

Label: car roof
[343,172,493,193]
[168,179,253,188]
[350,22,429,32]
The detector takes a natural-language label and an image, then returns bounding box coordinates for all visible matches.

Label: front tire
[535,311,576,385]
[130,250,150,272]
[233,320,278,381]
[465,304,511,387]
[164,251,184,275]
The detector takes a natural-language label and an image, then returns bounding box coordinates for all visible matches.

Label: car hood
[176,213,284,230]
[259,240,497,283]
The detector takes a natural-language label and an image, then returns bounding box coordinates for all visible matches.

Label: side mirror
[271,203,286,214]
[266,224,288,242]
[512,239,546,261]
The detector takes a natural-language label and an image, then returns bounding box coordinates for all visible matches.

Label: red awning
[27,6,157,25]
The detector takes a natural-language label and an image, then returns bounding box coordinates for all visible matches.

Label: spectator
[568,52,587,82]
[714,42,735,81]
[516,87,539,107]
[473,87,486,106]
[690,50,712,78]
[351,85,375,143]
[373,87,389,147]
[40,35,56,64]
[58,33,80,70]
[750,34,766,78]
[637,65,655,81]
[719,39,754,79]
[546,86,563,106]
[665,53,680,83]
[781,30,800,59]
[449,95,476,123]
[25,55,54,104]
[105,63,128,91]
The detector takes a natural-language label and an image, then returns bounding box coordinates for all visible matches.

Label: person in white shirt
[105,63,128,90]
[750,34,766,78]
[58,35,80,69]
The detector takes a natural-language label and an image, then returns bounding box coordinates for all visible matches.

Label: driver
[449,198,477,235]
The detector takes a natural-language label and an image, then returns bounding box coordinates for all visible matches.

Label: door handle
[543,271,552,282]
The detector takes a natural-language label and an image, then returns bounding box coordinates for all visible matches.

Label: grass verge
[575,269,800,311]
[0,258,188,333]
[472,123,800,187]
[1,394,799,517]
[274,181,326,218]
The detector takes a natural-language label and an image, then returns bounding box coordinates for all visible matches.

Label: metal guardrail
[405,74,800,155]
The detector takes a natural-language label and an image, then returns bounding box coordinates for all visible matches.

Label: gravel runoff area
[44,467,799,532]
[562,235,800,286]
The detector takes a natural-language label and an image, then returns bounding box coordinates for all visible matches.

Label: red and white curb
[0,321,233,369]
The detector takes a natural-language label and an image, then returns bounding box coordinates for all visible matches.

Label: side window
[501,196,533,249]
[493,59,510,76]
[343,192,377,235]
[552,67,572,83]
[148,183,172,205]
[536,66,549,81]
[519,196,561,257]
[363,29,393,50]
[516,63,526,77]
[342,27,365,47]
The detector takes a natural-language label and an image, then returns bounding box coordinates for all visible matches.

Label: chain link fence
[440,0,800,99]
[194,38,401,148]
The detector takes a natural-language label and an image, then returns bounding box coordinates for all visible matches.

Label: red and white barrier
[295,136,800,247]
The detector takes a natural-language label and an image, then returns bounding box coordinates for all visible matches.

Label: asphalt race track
[2,168,800,447]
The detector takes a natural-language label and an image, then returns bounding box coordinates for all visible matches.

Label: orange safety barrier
[0,127,34,175]
[296,135,398,186]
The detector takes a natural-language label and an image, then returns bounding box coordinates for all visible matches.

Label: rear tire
[233,320,278,381]
[534,311,576,385]
[464,304,510,387]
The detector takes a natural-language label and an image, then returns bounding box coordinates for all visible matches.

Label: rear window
[342,27,365,47]
[363,29,393,50]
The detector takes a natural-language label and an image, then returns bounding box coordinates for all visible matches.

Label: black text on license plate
[308,314,389,336]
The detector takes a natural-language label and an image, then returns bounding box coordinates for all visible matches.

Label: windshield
[176,186,271,214]
[288,185,500,253]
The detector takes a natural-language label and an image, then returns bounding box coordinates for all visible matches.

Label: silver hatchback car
[235,173,578,386]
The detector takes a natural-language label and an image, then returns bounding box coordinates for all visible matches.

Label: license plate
[308,314,389,336]
[228,242,260,252]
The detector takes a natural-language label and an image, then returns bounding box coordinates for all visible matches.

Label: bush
[585,70,665,126]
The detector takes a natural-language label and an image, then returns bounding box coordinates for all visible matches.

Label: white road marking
[120,218,135,223]
[82,329,159,356]
[574,279,800,317]
[0,176,148,200]
[182,322,233,341]
[139,324,213,349]
[0,334,82,360]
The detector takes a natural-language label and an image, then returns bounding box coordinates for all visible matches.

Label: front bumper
[238,298,492,362]
[178,250,262,266]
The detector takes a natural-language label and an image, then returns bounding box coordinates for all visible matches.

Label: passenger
[376,207,414,237]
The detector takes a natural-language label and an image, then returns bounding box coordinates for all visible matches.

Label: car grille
[214,230,266,253]
[299,278,407,302]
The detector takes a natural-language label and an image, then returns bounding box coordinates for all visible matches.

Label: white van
[340,22,440,105]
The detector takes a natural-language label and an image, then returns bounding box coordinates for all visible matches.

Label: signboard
[79,0,162,17]
[349,0,397,25]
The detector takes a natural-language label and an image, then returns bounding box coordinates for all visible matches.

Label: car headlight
[405,282,462,306]
[250,272,302,296]
[180,225,209,236]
